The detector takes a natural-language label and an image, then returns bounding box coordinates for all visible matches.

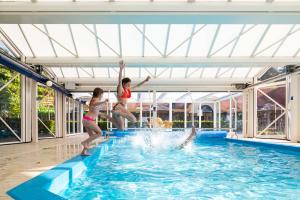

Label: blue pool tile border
[226,138,300,153]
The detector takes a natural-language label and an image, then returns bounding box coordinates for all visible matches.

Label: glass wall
[37,85,56,138]
[127,103,140,128]
[141,103,151,128]
[256,84,286,138]
[220,99,230,129]
[74,101,81,133]
[0,65,21,143]
[157,103,170,128]
[172,103,185,128]
[201,104,214,129]
[234,95,243,134]
[66,97,83,134]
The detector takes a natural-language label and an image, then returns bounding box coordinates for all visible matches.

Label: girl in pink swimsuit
[81,87,118,156]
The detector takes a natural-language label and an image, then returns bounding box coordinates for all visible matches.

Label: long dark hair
[122,77,131,87]
[92,87,104,98]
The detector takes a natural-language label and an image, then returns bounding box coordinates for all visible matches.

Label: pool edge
[226,138,300,152]
[6,138,117,200]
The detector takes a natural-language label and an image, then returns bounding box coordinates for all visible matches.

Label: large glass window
[201,104,214,129]
[233,95,243,134]
[127,103,140,128]
[74,101,81,133]
[157,103,170,128]
[37,85,56,138]
[257,84,286,138]
[69,98,74,134]
[172,103,184,128]
[0,65,21,143]
[220,99,230,129]
[97,102,109,131]
[141,103,151,128]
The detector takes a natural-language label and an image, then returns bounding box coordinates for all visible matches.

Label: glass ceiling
[1,24,298,80]
[1,24,300,58]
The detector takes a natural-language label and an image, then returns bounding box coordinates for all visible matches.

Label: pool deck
[0,134,107,200]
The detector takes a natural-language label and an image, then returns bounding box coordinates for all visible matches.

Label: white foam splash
[129,130,193,151]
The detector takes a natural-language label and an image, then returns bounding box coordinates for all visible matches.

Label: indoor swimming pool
[12,130,298,200]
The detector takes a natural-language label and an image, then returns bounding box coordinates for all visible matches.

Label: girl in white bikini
[81,87,119,156]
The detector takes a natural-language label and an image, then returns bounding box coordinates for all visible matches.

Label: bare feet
[81,141,88,148]
[81,148,91,156]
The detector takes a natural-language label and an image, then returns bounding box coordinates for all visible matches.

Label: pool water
[59,131,300,200]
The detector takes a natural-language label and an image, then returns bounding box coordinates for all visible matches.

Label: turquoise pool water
[59,131,300,199]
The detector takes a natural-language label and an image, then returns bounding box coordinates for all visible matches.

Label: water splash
[129,130,193,151]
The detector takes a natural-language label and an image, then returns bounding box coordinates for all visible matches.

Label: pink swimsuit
[83,115,94,122]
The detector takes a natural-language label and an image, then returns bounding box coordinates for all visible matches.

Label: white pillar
[73,100,76,133]
[242,91,247,137]
[229,95,232,132]
[169,102,172,122]
[218,101,221,129]
[213,102,217,130]
[288,74,300,142]
[21,76,35,142]
[31,80,38,143]
[80,103,83,133]
[199,102,202,129]
[67,98,70,135]
[55,91,63,138]
[234,98,237,131]
[153,90,157,127]
[62,94,67,138]
[245,88,255,138]
[139,102,142,128]
[184,102,187,128]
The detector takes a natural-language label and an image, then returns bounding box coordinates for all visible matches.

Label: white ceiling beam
[2,2,300,24]
[142,24,145,57]
[93,24,101,57]
[207,24,220,57]
[25,57,300,67]
[163,24,171,57]
[185,24,196,57]
[44,24,57,57]
[118,24,122,57]
[68,24,78,57]
[251,24,271,57]
[71,85,240,93]
[2,2,300,12]
[57,77,252,85]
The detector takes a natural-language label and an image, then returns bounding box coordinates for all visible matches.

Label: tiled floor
[0,134,106,200]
